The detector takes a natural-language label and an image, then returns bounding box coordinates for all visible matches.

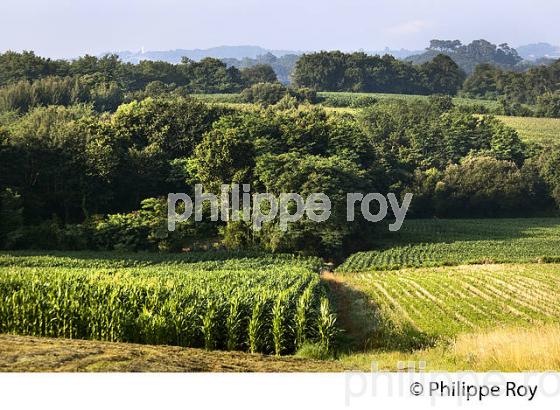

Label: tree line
[462,61,560,116]
[1,96,559,256]
[292,52,466,95]
[0,51,280,113]
[2,50,560,118]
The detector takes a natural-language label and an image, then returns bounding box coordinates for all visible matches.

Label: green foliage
[462,60,560,109]
[0,188,23,247]
[420,54,466,95]
[537,146,560,207]
[536,92,560,118]
[412,39,522,74]
[240,64,278,87]
[317,298,338,353]
[438,156,536,216]
[293,51,465,95]
[241,82,288,106]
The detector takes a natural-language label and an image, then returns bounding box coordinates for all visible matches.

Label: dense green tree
[241,82,288,106]
[189,119,256,192]
[293,51,463,95]
[240,64,278,86]
[420,54,466,95]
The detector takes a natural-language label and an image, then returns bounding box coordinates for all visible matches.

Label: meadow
[0,252,336,356]
[496,115,560,145]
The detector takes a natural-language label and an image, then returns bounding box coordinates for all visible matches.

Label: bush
[241,82,287,106]
[435,155,533,216]
[291,87,318,104]
[89,198,214,252]
[4,219,88,251]
[536,92,560,118]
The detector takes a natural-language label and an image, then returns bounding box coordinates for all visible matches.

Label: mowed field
[342,264,560,343]
[331,218,560,371]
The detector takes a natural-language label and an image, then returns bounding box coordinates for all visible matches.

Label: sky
[0,0,558,58]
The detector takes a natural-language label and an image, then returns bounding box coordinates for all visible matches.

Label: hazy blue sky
[1,0,558,58]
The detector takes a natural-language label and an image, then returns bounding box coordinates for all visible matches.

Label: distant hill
[367,47,423,59]
[111,46,301,64]
[516,43,560,60]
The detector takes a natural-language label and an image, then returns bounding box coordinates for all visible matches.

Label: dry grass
[0,334,343,372]
[453,325,560,371]
[3,326,560,372]
[338,325,560,372]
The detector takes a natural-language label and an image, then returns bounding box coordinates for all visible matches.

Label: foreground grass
[0,334,342,372]
[338,218,560,271]
[5,324,560,372]
[340,325,560,372]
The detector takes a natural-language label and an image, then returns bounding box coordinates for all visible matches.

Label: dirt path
[321,271,377,351]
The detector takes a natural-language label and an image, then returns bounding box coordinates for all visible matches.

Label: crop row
[336,238,560,272]
[0,251,323,271]
[0,262,335,355]
[343,264,560,349]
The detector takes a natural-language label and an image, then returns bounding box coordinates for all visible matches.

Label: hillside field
[496,115,560,145]
[337,218,560,272]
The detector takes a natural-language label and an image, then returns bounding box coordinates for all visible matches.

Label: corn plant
[317,297,338,354]
[272,292,288,356]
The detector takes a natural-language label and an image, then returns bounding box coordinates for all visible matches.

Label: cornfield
[337,218,560,272]
[0,253,336,355]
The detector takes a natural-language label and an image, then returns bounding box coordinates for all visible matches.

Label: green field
[191,93,243,103]
[337,218,560,272]
[496,115,560,145]
[340,264,560,349]
[191,91,503,112]
[0,252,335,356]
[317,91,503,111]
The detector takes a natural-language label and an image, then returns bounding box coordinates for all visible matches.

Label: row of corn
[0,264,337,355]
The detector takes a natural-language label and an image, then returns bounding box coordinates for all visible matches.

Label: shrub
[536,92,560,118]
[241,82,287,106]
